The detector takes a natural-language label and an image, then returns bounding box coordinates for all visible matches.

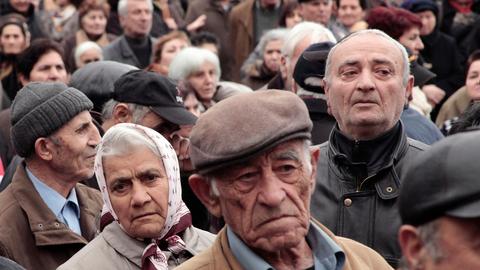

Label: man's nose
[257,171,286,207]
[356,70,375,92]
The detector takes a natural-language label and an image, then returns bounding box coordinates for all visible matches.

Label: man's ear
[113,103,133,124]
[398,225,428,270]
[405,75,414,102]
[18,74,29,87]
[323,79,333,115]
[189,174,222,218]
[309,146,320,190]
[34,137,54,161]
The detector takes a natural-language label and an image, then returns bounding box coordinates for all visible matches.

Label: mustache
[351,94,380,105]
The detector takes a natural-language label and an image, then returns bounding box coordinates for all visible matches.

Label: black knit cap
[399,129,480,226]
[401,0,439,17]
[293,42,335,94]
[11,82,93,157]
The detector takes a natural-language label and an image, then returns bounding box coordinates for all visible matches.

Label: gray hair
[97,124,160,159]
[74,41,103,67]
[208,139,312,197]
[101,99,151,123]
[168,47,221,81]
[324,29,410,86]
[257,28,288,58]
[398,219,444,269]
[118,0,153,17]
[282,22,336,59]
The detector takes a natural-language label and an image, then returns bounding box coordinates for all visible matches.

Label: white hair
[168,47,221,81]
[118,0,153,16]
[257,28,289,57]
[282,22,337,59]
[97,124,160,159]
[74,41,103,67]
[324,29,410,86]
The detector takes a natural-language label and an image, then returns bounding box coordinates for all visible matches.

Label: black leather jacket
[310,122,428,268]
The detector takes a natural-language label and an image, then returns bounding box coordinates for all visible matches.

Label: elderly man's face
[324,33,413,140]
[299,0,332,26]
[103,146,169,238]
[120,0,152,38]
[47,111,100,181]
[208,140,319,253]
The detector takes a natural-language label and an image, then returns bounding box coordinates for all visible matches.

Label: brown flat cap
[190,90,313,174]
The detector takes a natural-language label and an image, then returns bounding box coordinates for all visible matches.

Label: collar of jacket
[11,163,98,246]
[102,222,203,267]
[326,121,409,199]
[421,29,441,47]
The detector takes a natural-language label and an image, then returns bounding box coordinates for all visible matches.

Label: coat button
[344,198,352,207]
[386,187,393,193]
[54,222,60,228]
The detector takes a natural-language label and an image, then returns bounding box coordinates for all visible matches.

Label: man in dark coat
[311,29,428,268]
[0,82,103,270]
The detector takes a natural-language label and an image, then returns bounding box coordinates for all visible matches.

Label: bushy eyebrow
[338,58,395,69]
[271,149,301,163]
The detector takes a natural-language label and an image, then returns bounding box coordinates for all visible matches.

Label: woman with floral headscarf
[58,123,215,270]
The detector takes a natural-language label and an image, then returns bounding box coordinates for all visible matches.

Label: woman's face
[285,8,303,28]
[183,92,201,117]
[187,61,218,102]
[104,147,169,239]
[417,10,436,36]
[159,38,189,67]
[81,9,107,37]
[466,60,480,101]
[0,24,27,55]
[399,27,424,56]
[263,39,282,73]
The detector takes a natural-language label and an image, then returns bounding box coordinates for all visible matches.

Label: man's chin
[250,230,306,253]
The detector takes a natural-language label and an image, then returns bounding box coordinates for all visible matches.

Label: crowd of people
[0,0,480,269]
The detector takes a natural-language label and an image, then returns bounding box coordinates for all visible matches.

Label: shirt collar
[227,226,273,270]
[26,167,80,219]
[227,221,345,270]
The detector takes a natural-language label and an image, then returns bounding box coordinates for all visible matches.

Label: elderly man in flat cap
[176,90,392,270]
[0,82,103,270]
[398,129,480,270]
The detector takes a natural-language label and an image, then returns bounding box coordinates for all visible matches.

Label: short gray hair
[324,29,410,86]
[101,99,151,123]
[168,47,221,81]
[118,0,153,16]
[74,41,103,67]
[398,219,444,270]
[97,124,160,159]
[282,22,336,59]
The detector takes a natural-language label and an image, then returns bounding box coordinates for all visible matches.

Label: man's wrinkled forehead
[330,33,403,67]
